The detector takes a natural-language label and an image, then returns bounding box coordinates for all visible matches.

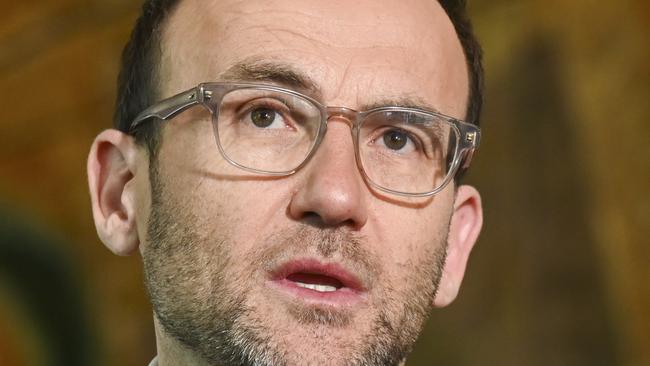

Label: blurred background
[0,0,648,365]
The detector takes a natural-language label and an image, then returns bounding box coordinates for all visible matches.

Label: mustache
[252,225,380,289]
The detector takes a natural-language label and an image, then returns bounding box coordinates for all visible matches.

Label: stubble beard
[142,161,449,366]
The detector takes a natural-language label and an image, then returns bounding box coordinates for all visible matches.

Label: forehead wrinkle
[225,19,412,65]
[220,1,425,51]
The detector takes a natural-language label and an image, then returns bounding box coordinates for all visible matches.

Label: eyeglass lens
[213,87,458,194]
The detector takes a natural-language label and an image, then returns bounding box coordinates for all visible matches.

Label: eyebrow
[217,59,444,115]
[218,59,321,97]
[361,97,444,116]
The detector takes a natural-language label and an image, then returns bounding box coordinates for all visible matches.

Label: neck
[154,316,212,366]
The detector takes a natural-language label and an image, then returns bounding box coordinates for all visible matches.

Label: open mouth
[286,272,344,293]
[268,258,366,304]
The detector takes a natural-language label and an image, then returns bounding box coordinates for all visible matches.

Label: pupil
[251,108,276,127]
[384,130,408,150]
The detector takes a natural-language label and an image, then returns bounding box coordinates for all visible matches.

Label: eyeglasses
[130,82,480,197]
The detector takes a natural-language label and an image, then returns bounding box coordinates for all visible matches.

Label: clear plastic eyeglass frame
[130,82,481,197]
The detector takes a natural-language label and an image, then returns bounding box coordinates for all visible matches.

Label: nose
[288,118,368,229]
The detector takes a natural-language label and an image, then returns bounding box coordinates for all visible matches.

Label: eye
[246,106,288,129]
[377,128,417,153]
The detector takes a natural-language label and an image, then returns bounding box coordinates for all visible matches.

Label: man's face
[138,0,470,364]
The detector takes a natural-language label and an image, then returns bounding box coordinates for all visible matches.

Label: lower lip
[267,278,367,307]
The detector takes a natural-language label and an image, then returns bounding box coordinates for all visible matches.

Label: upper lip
[269,258,366,292]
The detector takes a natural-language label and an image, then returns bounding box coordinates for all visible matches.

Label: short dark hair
[439,0,484,128]
[114,0,180,155]
[114,0,483,160]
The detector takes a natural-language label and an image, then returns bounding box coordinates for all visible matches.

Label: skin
[87,0,483,365]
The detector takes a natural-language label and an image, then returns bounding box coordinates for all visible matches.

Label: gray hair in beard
[143,160,449,366]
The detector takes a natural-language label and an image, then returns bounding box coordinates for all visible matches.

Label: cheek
[368,192,453,281]
[158,122,296,253]
[193,179,294,250]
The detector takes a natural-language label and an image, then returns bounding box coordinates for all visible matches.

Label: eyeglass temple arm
[129,87,204,131]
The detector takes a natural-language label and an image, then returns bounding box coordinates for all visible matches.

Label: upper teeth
[295,282,337,292]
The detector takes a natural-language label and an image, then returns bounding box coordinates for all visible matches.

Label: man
[87,0,484,365]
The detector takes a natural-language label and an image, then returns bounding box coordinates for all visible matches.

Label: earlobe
[434,185,483,307]
[87,129,142,256]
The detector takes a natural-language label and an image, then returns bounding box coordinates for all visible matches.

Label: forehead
[159,0,468,117]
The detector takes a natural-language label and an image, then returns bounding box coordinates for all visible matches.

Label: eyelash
[371,127,422,151]
[237,99,294,127]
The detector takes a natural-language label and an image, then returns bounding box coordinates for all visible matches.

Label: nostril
[297,211,358,229]
[300,211,328,228]
[301,211,320,221]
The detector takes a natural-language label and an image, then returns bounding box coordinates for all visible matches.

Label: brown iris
[251,107,277,128]
[383,130,408,150]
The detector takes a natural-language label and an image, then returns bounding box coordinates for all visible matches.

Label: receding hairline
[154,0,463,115]
[148,0,477,125]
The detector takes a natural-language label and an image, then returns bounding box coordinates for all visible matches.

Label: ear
[87,129,142,256]
[434,185,483,307]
